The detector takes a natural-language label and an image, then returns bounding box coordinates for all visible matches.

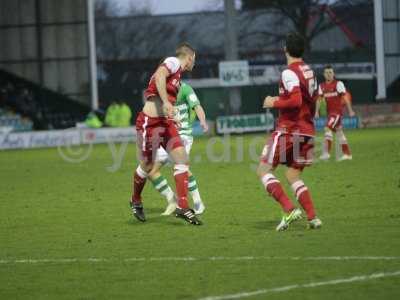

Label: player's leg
[257,162,296,213]
[258,133,302,231]
[130,158,153,222]
[148,161,173,205]
[336,128,352,161]
[130,112,157,222]
[165,121,201,225]
[150,149,176,215]
[257,161,301,231]
[131,160,150,204]
[168,145,189,208]
[285,167,322,229]
[181,136,205,214]
[168,145,201,225]
[148,166,176,216]
[188,170,205,214]
[320,127,333,160]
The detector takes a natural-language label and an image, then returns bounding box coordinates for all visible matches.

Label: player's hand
[200,121,209,133]
[349,110,356,117]
[171,109,181,128]
[163,102,175,118]
[263,96,277,108]
[174,117,181,128]
[314,112,320,119]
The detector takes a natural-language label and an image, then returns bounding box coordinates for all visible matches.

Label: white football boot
[194,202,206,215]
[319,153,330,161]
[161,198,177,216]
[276,208,302,231]
[308,217,323,229]
[337,154,352,161]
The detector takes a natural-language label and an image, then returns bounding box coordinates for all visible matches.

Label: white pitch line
[0,256,400,265]
[197,270,400,300]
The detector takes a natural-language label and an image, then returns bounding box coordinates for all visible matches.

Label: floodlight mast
[87,0,99,110]
[374,0,386,100]
[224,0,242,114]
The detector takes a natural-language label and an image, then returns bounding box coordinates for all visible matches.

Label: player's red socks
[291,180,316,220]
[324,132,333,154]
[131,166,148,204]
[325,139,332,153]
[337,131,351,156]
[174,164,189,209]
[261,174,295,213]
[341,144,351,156]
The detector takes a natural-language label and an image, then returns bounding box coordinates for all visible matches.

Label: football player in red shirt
[316,66,355,161]
[260,33,322,231]
[130,43,202,225]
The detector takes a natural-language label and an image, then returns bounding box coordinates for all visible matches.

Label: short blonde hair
[176,42,195,58]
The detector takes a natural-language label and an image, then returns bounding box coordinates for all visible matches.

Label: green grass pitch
[0,127,399,299]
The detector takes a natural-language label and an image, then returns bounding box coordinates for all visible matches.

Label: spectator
[17,88,37,117]
[118,101,132,127]
[105,101,119,127]
[85,111,103,128]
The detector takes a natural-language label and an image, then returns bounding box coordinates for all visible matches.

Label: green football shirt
[175,82,200,136]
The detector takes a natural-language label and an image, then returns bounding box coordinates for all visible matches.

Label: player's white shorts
[155,135,193,164]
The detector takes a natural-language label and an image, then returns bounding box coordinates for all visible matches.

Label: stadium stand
[0,69,89,130]
[0,110,33,132]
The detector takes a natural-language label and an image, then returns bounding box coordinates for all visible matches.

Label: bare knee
[139,162,153,174]
[147,162,163,179]
[169,147,189,165]
[336,128,344,138]
[285,168,301,184]
[324,128,333,136]
[148,170,161,180]
[257,163,273,179]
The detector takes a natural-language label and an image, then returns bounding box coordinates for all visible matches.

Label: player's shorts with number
[326,114,342,131]
[155,135,193,164]
[136,112,183,163]
[260,131,314,170]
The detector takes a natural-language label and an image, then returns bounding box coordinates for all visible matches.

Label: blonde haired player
[147,82,208,216]
[130,43,202,225]
[316,65,355,161]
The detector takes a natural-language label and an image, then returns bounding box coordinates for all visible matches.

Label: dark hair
[176,42,195,57]
[285,32,305,58]
[324,65,334,71]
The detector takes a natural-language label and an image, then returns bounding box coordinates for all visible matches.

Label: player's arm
[186,85,209,132]
[343,93,355,117]
[194,105,208,132]
[154,66,174,118]
[271,90,302,108]
[263,94,302,109]
[337,81,355,117]
[315,85,324,118]
[315,98,321,118]
[263,70,302,109]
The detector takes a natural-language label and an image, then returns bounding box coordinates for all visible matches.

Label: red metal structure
[323,4,364,47]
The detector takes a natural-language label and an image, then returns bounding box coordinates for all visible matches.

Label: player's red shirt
[276,61,317,136]
[144,57,182,104]
[318,80,346,115]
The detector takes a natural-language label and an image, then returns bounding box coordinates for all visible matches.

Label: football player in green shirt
[147,82,208,215]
